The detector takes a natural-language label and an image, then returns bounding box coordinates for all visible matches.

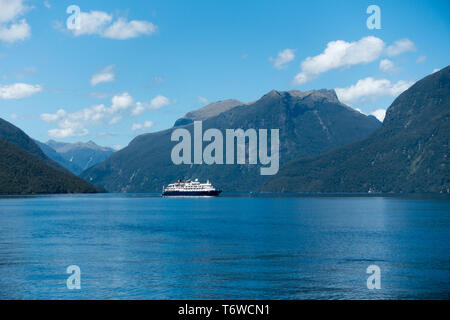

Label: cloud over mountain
[131,120,153,131]
[40,92,171,138]
[132,95,171,116]
[335,77,414,105]
[370,109,387,122]
[293,36,384,85]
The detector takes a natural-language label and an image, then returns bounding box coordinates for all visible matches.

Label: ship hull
[162,190,222,197]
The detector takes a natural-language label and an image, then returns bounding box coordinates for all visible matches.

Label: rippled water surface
[0,194,449,299]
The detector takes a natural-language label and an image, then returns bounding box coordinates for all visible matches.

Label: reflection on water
[0,194,449,299]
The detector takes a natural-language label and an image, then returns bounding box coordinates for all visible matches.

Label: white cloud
[132,95,171,115]
[270,48,295,69]
[0,83,42,99]
[370,109,386,122]
[351,107,387,122]
[108,116,122,125]
[0,19,30,42]
[335,77,414,105]
[149,95,170,109]
[41,93,133,138]
[43,1,51,9]
[41,92,170,138]
[416,56,426,64]
[131,123,141,131]
[48,127,88,139]
[0,0,31,43]
[386,39,416,57]
[41,108,67,122]
[432,68,440,74]
[102,18,157,40]
[379,59,395,72]
[293,36,385,85]
[71,11,112,36]
[0,0,28,23]
[132,120,153,131]
[131,104,145,116]
[111,92,134,111]
[198,96,208,105]
[67,10,156,40]
[90,65,115,86]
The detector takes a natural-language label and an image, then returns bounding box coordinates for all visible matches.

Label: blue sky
[0,0,448,149]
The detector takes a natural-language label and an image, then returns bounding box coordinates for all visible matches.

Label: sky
[0,0,448,149]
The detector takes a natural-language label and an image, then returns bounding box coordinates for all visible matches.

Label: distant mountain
[38,140,115,174]
[34,140,82,174]
[174,99,243,126]
[0,118,100,194]
[81,89,381,192]
[264,66,450,194]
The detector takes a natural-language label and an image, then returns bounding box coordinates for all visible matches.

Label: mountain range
[264,66,450,193]
[2,67,447,195]
[0,119,100,194]
[81,88,381,192]
[35,140,115,175]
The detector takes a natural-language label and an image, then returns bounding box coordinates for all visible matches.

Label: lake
[0,194,449,300]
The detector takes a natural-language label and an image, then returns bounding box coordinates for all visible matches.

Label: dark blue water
[0,194,449,300]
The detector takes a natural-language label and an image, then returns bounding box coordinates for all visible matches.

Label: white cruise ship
[162,179,222,197]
